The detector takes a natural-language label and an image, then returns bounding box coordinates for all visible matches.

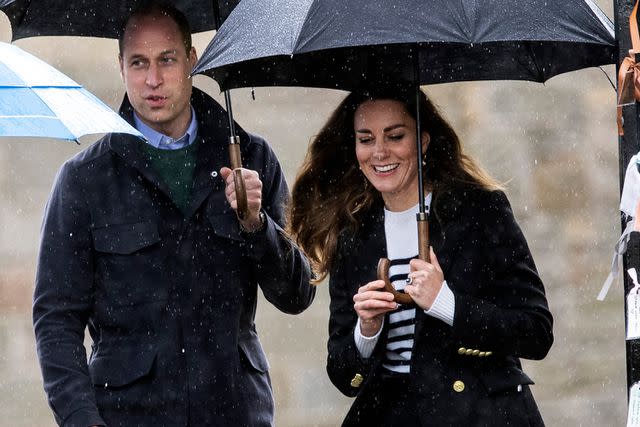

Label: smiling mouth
[373,164,399,173]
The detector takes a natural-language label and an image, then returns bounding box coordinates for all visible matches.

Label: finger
[429,246,442,271]
[404,284,415,297]
[354,299,398,312]
[240,168,260,181]
[359,308,395,320]
[220,167,233,181]
[409,258,429,272]
[357,280,387,293]
[353,290,396,303]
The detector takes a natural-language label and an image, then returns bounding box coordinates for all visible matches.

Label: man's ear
[118,54,125,82]
[189,47,198,67]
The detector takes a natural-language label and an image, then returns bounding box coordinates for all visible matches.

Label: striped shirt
[353,194,456,371]
[380,199,429,374]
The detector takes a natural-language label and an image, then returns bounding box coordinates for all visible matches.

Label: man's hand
[220,167,264,231]
[353,280,397,337]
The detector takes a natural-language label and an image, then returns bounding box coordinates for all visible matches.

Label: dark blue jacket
[33,89,315,427]
[327,188,553,426]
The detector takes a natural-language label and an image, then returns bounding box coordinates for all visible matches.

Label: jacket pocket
[89,347,157,388]
[207,212,245,243]
[478,366,534,395]
[238,334,270,373]
[92,221,160,255]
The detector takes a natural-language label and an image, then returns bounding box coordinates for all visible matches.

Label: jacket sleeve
[449,190,554,360]
[243,135,315,314]
[33,163,106,427]
[326,241,379,397]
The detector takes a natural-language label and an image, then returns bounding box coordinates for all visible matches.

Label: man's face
[119,13,197,138]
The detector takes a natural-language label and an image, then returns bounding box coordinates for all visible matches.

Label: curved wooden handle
[375,212,431,305]
[229,140,248,220]
[377,258,413,305]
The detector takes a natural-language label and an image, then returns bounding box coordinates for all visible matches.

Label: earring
[422,158,427,166]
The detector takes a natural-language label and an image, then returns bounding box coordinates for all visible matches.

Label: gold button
[350,373,363,388]
[453,380,465,392]
[465,349,473,355]
[478,351,486,357]
[472,349,480,356]
[485,351,493,356]
[457,347,466,355]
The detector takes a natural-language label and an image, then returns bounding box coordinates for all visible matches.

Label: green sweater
[140,138,199,214]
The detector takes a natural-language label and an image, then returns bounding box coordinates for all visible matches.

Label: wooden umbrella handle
[377,213,430,304]
[229,138,248,220]
[377,258,413,305]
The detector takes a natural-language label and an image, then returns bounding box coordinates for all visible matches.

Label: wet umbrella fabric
[193,0,616,303]
[193,0,615,91]
[0,0,239,40]
[0,42,142,140]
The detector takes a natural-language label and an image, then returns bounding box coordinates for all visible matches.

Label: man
[33,3,315,426]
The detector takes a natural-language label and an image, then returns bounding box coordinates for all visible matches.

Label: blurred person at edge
[288,87,553,426]
[32,2,315,426]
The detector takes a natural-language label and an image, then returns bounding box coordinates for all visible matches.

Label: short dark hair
[118,1,192,55]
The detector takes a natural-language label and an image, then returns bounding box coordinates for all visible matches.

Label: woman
[289,87,553,426]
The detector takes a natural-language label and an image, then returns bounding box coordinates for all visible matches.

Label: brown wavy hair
[288,87,501,282]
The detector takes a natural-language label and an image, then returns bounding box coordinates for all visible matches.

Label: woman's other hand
[353,280,397,337]
[405,247,445,310]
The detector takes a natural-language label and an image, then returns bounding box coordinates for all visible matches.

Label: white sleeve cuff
[354,317,384,359]
[425,280,455,326]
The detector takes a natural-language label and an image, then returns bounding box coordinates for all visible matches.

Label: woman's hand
[405,247,445,311]
[353,280,397,337]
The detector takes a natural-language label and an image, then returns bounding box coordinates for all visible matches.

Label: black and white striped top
[381,198,430,374]
[353,194,455,370]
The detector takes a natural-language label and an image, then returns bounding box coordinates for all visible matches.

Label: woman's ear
[421,132,430,154]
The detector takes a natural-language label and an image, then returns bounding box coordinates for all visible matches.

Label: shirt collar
[133,106,198,150]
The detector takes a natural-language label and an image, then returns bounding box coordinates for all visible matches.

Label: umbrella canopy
[193,0,617,303]
[193,0,616,91]
[0,42,142,140]
[0,0,239,40]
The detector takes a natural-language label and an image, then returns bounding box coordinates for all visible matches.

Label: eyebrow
[355,124,406,133]
[126,49,178,61]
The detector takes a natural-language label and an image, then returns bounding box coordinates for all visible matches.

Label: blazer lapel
[428,190,469,278]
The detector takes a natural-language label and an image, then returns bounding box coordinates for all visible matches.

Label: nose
[145,63,163,88]
[372,139,388,160]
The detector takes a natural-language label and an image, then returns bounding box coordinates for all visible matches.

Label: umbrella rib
[291,0,320,52]
[0,115,60,119]
[0,85,81,88]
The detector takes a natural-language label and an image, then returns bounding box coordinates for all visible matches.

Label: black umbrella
[194,0,615,90]
[1,0,250,219]
[193,0,616,303]
[0,0,237,40]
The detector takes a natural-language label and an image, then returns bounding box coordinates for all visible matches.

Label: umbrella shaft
[415,86,425,214]
[224,90,236,137]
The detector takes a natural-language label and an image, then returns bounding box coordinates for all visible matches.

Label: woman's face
[354,99,428,212]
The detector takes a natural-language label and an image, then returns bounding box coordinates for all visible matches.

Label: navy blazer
[327,187,553,426]
[33,89,315,427]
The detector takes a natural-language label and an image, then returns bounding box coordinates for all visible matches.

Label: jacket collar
[353,188,468,277]
[107,88,251,216]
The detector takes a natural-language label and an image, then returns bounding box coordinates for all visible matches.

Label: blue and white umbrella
[0,41,142,141]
